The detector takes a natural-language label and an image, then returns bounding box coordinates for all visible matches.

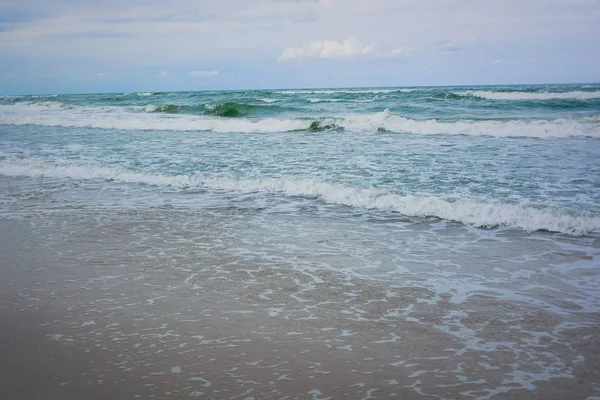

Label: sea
[1,84,599,398]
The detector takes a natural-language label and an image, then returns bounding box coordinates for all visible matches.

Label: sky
[0,0,599,94]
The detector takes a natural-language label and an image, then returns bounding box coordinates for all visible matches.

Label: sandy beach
[2,210,599,400]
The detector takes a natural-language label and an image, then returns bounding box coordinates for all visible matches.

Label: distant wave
[278,89,415,95]
[1,104,599,137]
[143,101,283,117]
[308,98,341,103]
[1,161,598,235]
[455,90,600,101]
[307,98,376,103]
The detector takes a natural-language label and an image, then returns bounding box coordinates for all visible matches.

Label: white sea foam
[455,90,600,100]
[331,110,600,138]
[260,98,278,103]
[18,101,72,109]
[0,103,306,133]
[1,162,598,235]
[1,104,599,137]
[307,98,375,103]
[308,98,341,103]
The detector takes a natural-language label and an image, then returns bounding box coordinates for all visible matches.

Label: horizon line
[1,81,599,97]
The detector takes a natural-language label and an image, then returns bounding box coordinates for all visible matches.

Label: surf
[1,161,598,236]
[2,103,599,137]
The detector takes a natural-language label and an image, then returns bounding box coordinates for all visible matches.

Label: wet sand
[1,215,599,399]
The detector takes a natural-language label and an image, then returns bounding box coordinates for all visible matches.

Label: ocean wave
[1,104,599,137]
[144,104,181,113]
[455,90,600,101]
[307,98,376,103]
[17,100,73,109]
[328,110,600,137]
[260,98,278,103]
[202,102,262,117]
[144,101,279,117]
[0,102,305,132]
[1,162,598,235]
[279,89,415,95]
[308,98,341,103]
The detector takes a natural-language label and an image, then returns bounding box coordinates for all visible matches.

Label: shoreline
[1,215,599,399]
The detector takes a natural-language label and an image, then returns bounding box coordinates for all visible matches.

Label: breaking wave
[144,104,181,113]
[1,161,598,235]
[202,102,260,117]
[1,104,599,137]
[144,102,282,117]
[278,89,415,95]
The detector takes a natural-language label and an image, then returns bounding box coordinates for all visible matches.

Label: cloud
[279,36,375,61]
[436,40,469,55]
[1,0,599,92]
[157,70,169,78]
[388,48,404,57]
[96,72,105,76]
[381,46,414,58]
[188,69,221,77]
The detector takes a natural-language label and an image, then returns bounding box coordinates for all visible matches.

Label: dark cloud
[436,41,469,55]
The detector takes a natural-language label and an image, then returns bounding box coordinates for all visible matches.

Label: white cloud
[388,48,403,57]
[279,36,375,61]
[188,69,221,77]
[1,0,599,91]
[382,47,413,57]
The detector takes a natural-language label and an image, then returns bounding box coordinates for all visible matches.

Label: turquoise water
[1,84,599,234]
[1,84,600,397]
